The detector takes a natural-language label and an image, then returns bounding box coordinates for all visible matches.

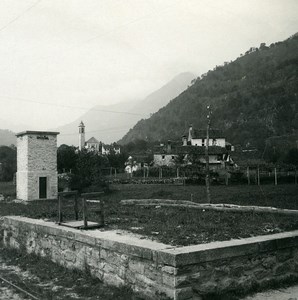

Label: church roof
[86,137,99,144]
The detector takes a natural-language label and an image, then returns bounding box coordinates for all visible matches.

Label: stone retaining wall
[2,216,298,299]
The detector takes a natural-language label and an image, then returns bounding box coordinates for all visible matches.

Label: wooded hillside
[119,34,298,151]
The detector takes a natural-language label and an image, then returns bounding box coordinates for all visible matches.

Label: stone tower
[16,131,59,200]
[78,121,85,151]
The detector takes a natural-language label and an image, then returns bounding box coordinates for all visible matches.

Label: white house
[153,126,233,169]
[183,125,226,147]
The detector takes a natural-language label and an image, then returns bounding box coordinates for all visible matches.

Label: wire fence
[102,165,298,186]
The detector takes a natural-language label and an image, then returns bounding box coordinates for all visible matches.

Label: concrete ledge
[3,216,298,300]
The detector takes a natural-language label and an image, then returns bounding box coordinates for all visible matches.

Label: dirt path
[0,254,80,300]
[0,285,27,300]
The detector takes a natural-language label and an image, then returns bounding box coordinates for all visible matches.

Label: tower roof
[16,131,59,137]
[79,121,85,127]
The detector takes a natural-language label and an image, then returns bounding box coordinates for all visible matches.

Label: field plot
[1,183,297,246]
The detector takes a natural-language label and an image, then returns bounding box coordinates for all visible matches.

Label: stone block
[261,255,276,269]
[174,287,193,300]
[135,273,156,287]
[125,269,137,284]
[162,273,176,287]
[196,281,218,295]
[144,267,162,282]
[213,266,230,278]
[128,259,145,274]
[274,262,292,275]
[75,232,97,246]
[64,250,77,263]
[161,265,178,276]
[156,250,176,266]
[230,265,243,277]
[277,248,293,262]
[100,249,127,267]
[103,272,125,287]
[253,268,270,280]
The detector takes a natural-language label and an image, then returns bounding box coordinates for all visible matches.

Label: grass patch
[1,183,298,246]
[0,181,16,198]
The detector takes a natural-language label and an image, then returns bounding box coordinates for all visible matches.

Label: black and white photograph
[0,1,298,299]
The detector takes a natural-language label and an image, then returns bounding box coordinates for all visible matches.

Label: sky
[0,0,297,131]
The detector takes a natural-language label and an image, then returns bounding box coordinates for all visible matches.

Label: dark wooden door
[39,177,47,199]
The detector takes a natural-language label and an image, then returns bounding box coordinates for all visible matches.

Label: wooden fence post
[295,168,297,185]
[83,197,87,228]
[257,166,260,186]
[74,192,78,220]
[58,194,62,224]
[225,173,229,186]
[247,166,250,185]
[274,168,278,186]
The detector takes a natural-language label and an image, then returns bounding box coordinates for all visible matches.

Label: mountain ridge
[119,35,298,150]
[56,72,195,146]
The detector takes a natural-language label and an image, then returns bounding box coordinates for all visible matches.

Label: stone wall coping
[3,216,172,260]
[4,216,298,267]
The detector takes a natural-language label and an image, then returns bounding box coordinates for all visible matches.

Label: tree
[0,146,16,181]
[72,149,109,191]
[57,144,77,173]
[284,148,298,166]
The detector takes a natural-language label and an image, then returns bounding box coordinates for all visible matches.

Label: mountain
[0,129,16,146]
[119,34,298,150]
[131,72,195,115]
[56,72,195,146]
[56,101,139,146]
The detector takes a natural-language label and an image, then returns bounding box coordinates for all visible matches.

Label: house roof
[154,145,227,155]
[177,146,227,155]
[190,129,224,139]
[86,137,99,144]
[176,146,227,155]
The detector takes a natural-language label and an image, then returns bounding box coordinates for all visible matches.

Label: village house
[78,121,121,155]
[153,125,234,169]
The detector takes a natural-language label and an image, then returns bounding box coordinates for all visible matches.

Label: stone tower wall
[79,124,85,151]
[17,132,58,200]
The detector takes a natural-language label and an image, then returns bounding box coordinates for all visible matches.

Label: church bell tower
[78,121,85,151]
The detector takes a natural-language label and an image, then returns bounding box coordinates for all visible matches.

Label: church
[78,121,120,155]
